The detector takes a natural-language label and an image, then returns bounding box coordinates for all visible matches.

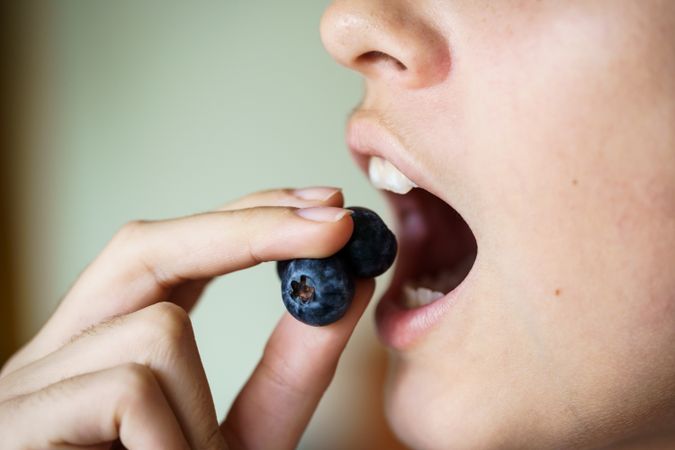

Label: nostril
[357,50,408,71]
[320,2,450,88]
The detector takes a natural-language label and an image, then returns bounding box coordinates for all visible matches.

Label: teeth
[368,156,418,194]
[401,256,476,309]
[403,284,445,309]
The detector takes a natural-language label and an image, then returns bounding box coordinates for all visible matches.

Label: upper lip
[346,109,432,194]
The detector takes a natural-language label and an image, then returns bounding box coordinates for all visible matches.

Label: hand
[0,187,375,450]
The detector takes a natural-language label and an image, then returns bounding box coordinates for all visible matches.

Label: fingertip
[268,206,354,259]
[291,187,343,205]
[219,187,345,211]
[325,189,345,207]
[294,206,352,223]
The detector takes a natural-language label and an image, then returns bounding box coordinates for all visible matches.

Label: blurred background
[1,2,406,448]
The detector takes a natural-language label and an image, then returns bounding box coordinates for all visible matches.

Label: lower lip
[374,278,469,350]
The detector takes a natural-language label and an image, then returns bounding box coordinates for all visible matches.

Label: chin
[382,355,567,450]
[383,357,498,450]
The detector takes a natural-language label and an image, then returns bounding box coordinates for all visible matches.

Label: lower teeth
[403,285,444,309]
[401,255,475,309]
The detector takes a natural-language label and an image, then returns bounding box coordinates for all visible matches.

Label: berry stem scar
[277,206,397,326]
[291,276,315,303]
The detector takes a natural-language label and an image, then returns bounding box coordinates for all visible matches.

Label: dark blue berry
[340,206,397,278]
[276,259,290,279]
[275,205,396,326]
[280,256,355,326]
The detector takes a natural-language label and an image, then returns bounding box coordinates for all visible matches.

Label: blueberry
[280,256,355,326]
[276,259,290,279]
[275,205,396,326]
[340,206,397,278]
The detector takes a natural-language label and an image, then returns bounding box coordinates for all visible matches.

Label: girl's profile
[1,1,674,449]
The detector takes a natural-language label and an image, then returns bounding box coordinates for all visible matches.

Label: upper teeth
[368,156,417,194]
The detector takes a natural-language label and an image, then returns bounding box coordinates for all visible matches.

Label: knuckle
[0,353,21,379]
[115,220,147,243]
[258,344,312,399]
[259,337,338,398]
[115,363,158,401]
[107,220,149,257]
[145,302,193,345]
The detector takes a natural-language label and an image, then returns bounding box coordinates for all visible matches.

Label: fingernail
[295,206,352,223]
[293,186,341,201]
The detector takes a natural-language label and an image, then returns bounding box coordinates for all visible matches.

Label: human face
[320,1,675,448]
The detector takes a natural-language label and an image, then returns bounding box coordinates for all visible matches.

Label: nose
[320,0,451,89]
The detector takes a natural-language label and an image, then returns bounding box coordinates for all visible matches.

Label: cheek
[479,0,675,405]
[384,2,675,446]
[452,1,675,319]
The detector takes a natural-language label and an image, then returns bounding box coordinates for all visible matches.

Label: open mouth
[384,185,477,310]
[371,155,477,311]
[346,116,478,347]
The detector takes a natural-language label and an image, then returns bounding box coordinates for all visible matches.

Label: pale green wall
[15,1,401,448]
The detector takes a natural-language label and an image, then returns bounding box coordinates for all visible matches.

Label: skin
[320,0,675,449]
[3,1,674,449]
[0,189,375,449]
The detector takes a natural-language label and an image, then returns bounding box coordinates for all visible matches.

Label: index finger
[41,205,354,353]
[217,186,343,211]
